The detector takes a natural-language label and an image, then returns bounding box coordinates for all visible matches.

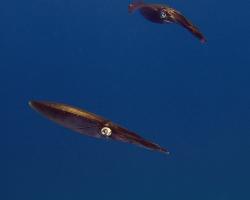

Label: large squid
[129,1,206,43]
[29,101,169,154]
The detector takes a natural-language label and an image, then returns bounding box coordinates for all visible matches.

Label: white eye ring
[101,127,112,136]
[160,11,167,19]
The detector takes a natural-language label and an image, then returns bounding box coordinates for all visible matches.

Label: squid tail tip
[128,0,144,13]
[159,147,170,155]
[200,37,207,43]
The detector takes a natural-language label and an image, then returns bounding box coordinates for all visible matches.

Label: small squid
[129,1,206,43]
[29,101,169,154]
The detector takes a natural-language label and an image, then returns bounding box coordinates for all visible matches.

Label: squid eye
[160,11,167,19]
[101,127,112,136]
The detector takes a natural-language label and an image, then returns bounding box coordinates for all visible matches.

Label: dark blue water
[2,0,250,199]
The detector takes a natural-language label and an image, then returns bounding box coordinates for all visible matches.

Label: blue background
[1,0,250,199]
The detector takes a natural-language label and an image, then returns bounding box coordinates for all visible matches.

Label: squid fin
[128,0,144,13]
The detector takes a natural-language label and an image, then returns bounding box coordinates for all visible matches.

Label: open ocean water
[1,0,250,199]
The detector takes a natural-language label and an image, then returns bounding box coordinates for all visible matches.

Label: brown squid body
[129,1,206,43]
[29,101,169,154]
